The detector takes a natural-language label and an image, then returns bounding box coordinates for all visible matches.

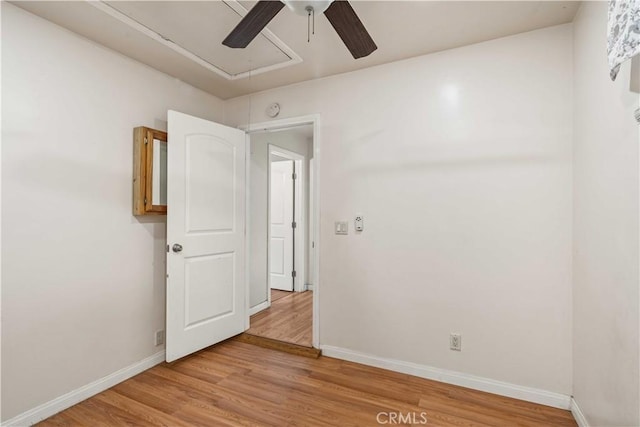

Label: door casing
[242,115,321,349]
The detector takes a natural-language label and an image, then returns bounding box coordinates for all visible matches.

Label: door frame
[242,114,321,349]
[308,158,315,291]
[268,145,305,294]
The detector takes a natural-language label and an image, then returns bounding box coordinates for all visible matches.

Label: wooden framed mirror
[133,126,167,215]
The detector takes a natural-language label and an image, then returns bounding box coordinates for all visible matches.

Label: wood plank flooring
[270,289,290,302]
[38,339,577,427]
[247,290,312,347]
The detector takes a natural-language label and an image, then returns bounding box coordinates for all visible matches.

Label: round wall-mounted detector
[266,103,280,118]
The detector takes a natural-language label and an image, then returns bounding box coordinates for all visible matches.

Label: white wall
[227,24,574,395]
[572,3,640,426]
[249,129,312,309]
[1,4,225,421]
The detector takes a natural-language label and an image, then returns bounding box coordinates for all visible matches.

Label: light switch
[355,214,364,232]
[335,221,348,235]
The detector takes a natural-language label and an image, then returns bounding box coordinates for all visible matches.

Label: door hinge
[166,245,169,253]
[144,137,148,145]
[292,221,297,229]
[292,271,297,278]
[144,198,148,204]
[292,173,297,180]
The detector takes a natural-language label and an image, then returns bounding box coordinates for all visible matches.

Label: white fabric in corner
[608,0,640,80]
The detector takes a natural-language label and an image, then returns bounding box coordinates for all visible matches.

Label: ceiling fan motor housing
[282,0,334,16]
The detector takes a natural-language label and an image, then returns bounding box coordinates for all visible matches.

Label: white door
[269,160,294,291]
[166,110,246,362]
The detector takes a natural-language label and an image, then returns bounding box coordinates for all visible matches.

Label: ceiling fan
[223,0,377,59]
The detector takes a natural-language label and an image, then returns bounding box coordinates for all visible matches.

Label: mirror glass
[152,138,167,205]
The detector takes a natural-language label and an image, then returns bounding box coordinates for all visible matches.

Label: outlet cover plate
[450,333,461,351]
[155,330,165,346]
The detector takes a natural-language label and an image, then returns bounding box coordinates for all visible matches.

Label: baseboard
[570,398,590,427]
[249,300,270,316]
[320,345,571,410]
[2,351,165,426]
[305,284,314,291]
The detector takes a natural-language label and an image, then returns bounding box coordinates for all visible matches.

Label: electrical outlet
[155,330,165,346]
[450,333,461,351]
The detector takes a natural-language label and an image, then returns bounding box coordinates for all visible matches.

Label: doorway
[245,120,318,348]
[162,111,319,362]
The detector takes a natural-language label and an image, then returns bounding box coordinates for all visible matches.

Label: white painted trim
[241,115,319,134]
[87,1,302,81]
[310,117,320,350]
[570,398,590,427]
[320,345,571,410]
[240,114,321,349]
[244,132,252,331]
[293,156,305,292]
[2,351,165,427]
[308,158,315,288]
[249,300,270,316]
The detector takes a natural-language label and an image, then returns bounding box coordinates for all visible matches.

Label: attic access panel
[104,1,293,76]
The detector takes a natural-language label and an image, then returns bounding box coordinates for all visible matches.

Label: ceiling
[12,1,580,100]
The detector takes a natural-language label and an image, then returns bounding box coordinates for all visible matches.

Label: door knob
[172,243,183,253]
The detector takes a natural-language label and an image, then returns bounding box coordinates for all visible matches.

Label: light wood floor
[38,339,577,426]
[270,289,290,302]
[246,290,312,347]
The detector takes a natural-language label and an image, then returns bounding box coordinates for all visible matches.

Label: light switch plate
[335,221,348,235]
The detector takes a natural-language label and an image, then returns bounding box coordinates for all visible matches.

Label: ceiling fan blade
[223,0,285,48]
[324,1,377,59]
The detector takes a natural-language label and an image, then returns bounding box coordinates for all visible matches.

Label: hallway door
[269,159,294,291]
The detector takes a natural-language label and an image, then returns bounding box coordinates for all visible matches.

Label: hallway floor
[246,290,312,347]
